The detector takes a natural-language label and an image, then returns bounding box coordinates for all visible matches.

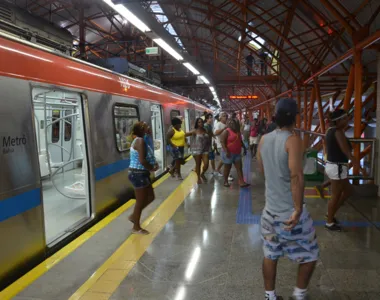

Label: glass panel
[51,110,60,143]
[170,110,180,120]
[64,110,72,141]
[114,105,139,152]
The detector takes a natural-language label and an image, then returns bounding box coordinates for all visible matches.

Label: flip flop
[240,183,250,188]
[132,229,150,235]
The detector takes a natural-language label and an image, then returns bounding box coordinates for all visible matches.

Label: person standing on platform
[220,118,250,188]
[243,117,251,148]
[204,113,218,175]
[167,117,192,180]
[249,118,260,159]
[190,118,210,184]
[259,49,268,75]
[257,98,319,300]
[214,112,233,181]
[324,109,358,231]
[246,52,254,76]
[128,122,158,235]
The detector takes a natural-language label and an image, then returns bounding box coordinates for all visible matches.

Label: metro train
[0,32,209,285]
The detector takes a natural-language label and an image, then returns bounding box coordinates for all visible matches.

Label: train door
[184,109,191,155]
[151,104,164,176]
[32,87,91,245]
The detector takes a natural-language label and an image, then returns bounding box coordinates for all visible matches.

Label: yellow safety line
[0,173,170,300]
[69,172,198,300]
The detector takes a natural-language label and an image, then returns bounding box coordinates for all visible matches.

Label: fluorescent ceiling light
[153,38,183,60]
[209,87,215,92]
[183,63,200,75]
[199,75,210,84]
[103,0,150,32]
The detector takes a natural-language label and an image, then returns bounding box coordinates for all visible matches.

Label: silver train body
[0,34,207,287]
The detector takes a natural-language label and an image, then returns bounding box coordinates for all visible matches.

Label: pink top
[226,128,242,154]
[250,125,259,137]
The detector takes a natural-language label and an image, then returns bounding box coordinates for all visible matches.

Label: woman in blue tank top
[128,122,158,235]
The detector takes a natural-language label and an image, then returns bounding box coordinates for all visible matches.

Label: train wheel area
[2,154,380,300]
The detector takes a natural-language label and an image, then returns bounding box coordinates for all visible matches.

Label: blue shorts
[221,151,241,164]
[128,170,151,189]
[170,146,184,160]
[261,207,319,263]
[209,151,215,161]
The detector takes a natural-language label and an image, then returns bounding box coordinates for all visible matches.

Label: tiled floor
[109,157,380,300]
[11,155,380,300]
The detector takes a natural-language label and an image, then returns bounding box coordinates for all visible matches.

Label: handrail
[294,128,325,137]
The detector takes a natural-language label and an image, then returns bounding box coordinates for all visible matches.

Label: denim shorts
[128,170,151,189]
[221,151,241,164]
[209,151,215,161]
[261,207,319,263]
[170,146,184,160]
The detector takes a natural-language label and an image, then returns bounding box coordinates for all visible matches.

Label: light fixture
[183,62,200,75]
[153,38,183,60]
[199,75,210,84]
[209,87,215,92]
[103,0,150,32]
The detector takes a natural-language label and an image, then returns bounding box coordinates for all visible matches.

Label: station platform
[4,155,380,300]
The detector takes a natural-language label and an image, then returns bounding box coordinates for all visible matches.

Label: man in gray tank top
[257,98,319,300]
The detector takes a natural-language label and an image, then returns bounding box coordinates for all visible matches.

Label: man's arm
[287,135,304,215]
[335,131,358,167]
[257,136,265,174]
[220,130,229,154]
[214,123,226,136]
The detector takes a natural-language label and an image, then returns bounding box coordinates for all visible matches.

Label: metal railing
[294,128,376,180]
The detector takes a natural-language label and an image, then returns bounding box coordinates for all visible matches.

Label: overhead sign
[145,47,160,56]
[229,95,258,100]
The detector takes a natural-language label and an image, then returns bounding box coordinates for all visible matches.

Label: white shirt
[213,121,227,149]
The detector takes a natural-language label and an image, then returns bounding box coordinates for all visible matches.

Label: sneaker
[325,214,339,224]
[325,223,342,232]
[289,296,310,300]
[217,172,224,177]
[228,175,234,181]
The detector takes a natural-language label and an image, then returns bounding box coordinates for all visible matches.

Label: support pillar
[353,50,362,179]
[376,52,380,194]
[79,1,86,60]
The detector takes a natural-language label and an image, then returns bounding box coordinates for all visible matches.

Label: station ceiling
[9,0,380,110]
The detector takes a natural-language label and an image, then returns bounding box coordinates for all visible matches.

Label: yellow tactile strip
[69,171,198,300]
[0,173,170,300]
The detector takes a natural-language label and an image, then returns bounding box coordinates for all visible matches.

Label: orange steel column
[353,50,362,178]
[307,88,316,131]
[296,90,301,128]
[314,79,326,134]
[303,88,309,148]
[344,64,355,110]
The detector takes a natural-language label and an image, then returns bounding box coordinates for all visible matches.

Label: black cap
[275,98,298,117]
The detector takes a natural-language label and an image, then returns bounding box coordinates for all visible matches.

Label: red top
[226,128,242,154]
[250,125,259,137]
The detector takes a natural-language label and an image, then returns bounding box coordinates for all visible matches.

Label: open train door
[150,104,165,176]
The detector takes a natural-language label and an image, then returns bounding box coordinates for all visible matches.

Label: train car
[0,32,209,286]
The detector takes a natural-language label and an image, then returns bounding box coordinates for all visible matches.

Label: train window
[64,110,72,141]
[52,110,60,143]
[170,110,180,120]
[114,105,139,152]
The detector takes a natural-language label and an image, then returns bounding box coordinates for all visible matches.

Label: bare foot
[201,174,207,182]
